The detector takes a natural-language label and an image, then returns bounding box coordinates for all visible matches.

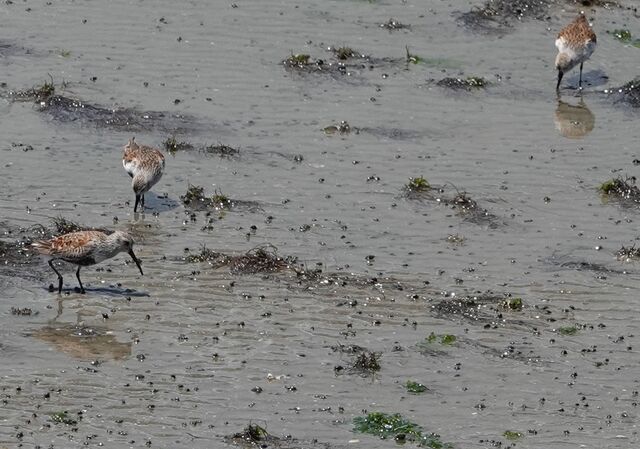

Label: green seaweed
[598,177,640,203]
[163,135,194,154]
[283,53,311,68]
[558,326,578,336]
[608,29,640,47]
[211,190,232,209]
[50,411,78,426]
[11,77,56,102]
[406,380,428,394]
[405,46,422,64]
[353,412,452,448]
[503,430,523,441]
[333,46,358,60]
[501,297,523,310]
[424,332,456,345]
[405,176,430,192]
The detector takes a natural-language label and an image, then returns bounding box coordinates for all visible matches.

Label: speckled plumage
[32,230,143,293]
[122,137,165,212]
[555,14,596,90]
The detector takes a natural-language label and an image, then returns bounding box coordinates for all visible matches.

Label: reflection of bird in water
[554,98,595,138]
[32,324,132,360]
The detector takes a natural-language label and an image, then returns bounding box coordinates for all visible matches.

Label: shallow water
[1,1,640,448]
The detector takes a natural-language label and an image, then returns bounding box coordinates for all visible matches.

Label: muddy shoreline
[2,0,640,448]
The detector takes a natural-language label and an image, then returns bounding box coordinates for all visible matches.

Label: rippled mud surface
[2,1,640,448]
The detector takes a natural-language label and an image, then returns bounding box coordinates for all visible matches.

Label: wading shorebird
[555,14,597,90]
[32,230,143,294]
[122,137,165,213]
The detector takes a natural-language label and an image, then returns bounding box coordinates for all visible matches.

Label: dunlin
[122,137,165,213]
[555,14,596,90]
[32,230,143,294]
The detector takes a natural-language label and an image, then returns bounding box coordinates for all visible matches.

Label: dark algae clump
[181,184,232,211]
[184,244,295,275]
[349,351,381,375]
[436,76,489,90]
[353,412,452,448]
[225,423,279,448]
[606,78,640,108]
[616,245,640,261]
[50,411,79,426]
[10,77,56,102]
[163,135,195,154]
[598,176,640,204]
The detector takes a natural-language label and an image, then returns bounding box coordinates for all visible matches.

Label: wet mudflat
[1,0,640,448]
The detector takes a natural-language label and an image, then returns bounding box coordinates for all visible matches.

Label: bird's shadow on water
[129,194,180,214]
[563,69,608,89]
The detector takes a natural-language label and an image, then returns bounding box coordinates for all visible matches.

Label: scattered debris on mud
[349,351,381,375]
[598,176,640,205]
[353,412,452,448]
[380,18,410,31]
[605,78,640,108]
[323,120,356,135]
[163,135,195,153]
[432,291,525,327]
[459,0,623,35]
[402,180,501,226]
[164,136,239,158]
[225,424,279,448]
[50,410,80,426]
[9,77,57,102]
[184,244,296,275]
[6,80,201,132]
[616,245,640,261]
[282,46,379,79]
[224,424,333,449]
[436,76,489,91]
[181,184,238,211]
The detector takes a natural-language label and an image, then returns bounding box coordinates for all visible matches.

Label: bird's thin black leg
[556,70,564,91]
[140,194,145,211]
[48,259,63,294]
[579,62,583,88]
[76,265,85,294]
[134,194,140,213]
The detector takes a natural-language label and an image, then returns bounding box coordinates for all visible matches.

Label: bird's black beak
[556,70,564,91]
[128,249,143,276]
